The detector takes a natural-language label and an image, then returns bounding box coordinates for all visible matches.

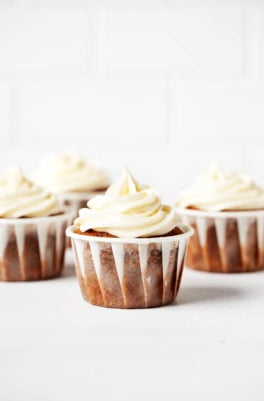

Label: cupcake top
[0,167,62,218]
[176,164,264,212]
[34,153,110,194]
[74,168,179,238]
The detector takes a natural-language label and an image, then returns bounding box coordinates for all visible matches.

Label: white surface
[1,249,264,401]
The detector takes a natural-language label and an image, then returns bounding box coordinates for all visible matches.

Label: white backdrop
[0,0,263,201]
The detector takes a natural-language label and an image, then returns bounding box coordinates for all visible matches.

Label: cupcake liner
[0,211,71,281]
[176,208,264,273]
[66,224,193,309]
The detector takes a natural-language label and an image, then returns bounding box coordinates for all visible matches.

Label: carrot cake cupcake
[0,167,70,281]
[67,168,193,308]
[34,152,110,221]
[175,164,264,273]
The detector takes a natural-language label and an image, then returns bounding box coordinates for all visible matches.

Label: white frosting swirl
[0,167,62,218]
[34,153,109,193]
[176,164,264,211]
[74,168,179,238]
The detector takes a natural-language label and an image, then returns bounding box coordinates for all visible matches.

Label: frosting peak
[176,164,264,212]
[0,166,26,188]
[74,169,179,238]
[0,167,61,218]
[106,167,142,196]
[34,153,110,193]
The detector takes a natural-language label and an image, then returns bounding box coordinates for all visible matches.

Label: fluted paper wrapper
[0,212,70,281]
[67,225,193,308]
[176,208,264,273]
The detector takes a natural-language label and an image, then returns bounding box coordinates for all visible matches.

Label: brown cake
[0,215,68,281]
[67,168,194,308]
[175,165,264,273]
[69,226,192,308]
[0,167,70,282]
[178,210,264,273]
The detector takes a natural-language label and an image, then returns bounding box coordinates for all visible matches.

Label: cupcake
[175,164,264,273]
[0,167,70,281]
[66,168,193,308]
[34,152,110,222]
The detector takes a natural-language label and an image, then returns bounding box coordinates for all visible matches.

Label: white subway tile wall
[104,8,243,72]
[0,8,90,72]
[0,0,263,201]
[172,81,264,143]
[18,79,167,145]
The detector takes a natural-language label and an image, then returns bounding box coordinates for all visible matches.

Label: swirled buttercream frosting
[0,167,61,218]
[34,153,109,193]
[74,168,179,238]
[176,164,264,211]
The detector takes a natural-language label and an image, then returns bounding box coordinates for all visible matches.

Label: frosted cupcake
[34,153,110,222]
[0,167,70,281]
[175,164,264,273]
[67,169,193,308]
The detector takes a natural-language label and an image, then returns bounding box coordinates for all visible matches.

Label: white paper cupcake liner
[0,211,71,281]
[66,224,193,308]
[176,208,264,273]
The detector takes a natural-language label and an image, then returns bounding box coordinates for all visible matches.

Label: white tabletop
[1,249,263,401]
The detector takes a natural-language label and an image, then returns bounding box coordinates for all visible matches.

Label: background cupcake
[34,152,110,222]
[175,164,264,273]
[0,167,70,281]
[67,168,193,309]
